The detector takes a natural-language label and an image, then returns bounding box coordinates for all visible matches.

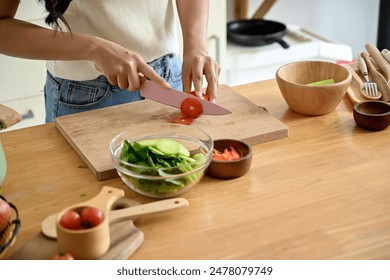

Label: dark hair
[38,0,72,30]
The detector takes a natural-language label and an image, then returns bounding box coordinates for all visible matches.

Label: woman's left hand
[182,53,220,103]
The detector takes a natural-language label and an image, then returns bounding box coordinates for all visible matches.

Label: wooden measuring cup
[56,186,125,259]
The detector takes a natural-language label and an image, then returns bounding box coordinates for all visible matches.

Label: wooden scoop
[42,196,189,239]
[55,186,125,259]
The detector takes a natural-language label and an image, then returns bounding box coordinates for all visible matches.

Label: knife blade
[140,79,231,115]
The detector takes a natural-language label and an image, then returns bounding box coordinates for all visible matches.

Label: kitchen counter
[1,79,390,259]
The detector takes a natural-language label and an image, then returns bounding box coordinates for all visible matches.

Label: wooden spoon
[41,197,189,239]
[365,43,390,83]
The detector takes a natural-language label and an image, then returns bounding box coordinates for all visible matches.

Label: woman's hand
[176,0,220,103]
[182,52,220,103]
[92,37,170,91]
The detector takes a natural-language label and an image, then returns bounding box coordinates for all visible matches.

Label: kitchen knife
[140,79,231,115]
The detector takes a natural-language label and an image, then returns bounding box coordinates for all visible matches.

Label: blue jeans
[44,53,183,122]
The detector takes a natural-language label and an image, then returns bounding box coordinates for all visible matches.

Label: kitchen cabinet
[207,0,227,83]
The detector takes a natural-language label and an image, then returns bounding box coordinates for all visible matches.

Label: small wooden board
[8,220,144,260]
[55,84,288,180]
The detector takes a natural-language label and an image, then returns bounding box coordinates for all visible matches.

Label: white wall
[0,1,47,130]
[227,0,380,59]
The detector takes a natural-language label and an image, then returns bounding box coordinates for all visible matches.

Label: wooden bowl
[206,139,253,179]
[56,186,124,259]
[353,100,390,131]
[276,60,352,115]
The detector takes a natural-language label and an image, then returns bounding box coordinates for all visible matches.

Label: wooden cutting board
[54,84,288,180]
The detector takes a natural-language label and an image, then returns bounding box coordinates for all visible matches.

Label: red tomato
[80,207,104,228]
[172,114,194,125]
[180,98,203,118]
[0,198,11,232]
[52,252,74,260]
[59,210,82,230]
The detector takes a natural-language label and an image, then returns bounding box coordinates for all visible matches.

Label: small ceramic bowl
[206,139,253,179]
[353,100,390,131]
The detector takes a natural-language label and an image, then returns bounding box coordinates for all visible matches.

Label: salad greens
[119,138,207,196]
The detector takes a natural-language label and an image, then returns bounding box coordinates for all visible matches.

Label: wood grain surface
[8,220,144,260]
[2,78,390,260]
[54,84,288,180]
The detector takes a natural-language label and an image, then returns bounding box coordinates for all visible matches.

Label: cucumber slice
[149,146,165,155]
[178,154,196,163]
[137,139,158,147]
[178,143,190,157]
[306,79,335,86]
[156,138,180,155]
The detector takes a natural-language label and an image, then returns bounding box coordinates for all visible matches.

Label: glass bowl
[110,124,213,199]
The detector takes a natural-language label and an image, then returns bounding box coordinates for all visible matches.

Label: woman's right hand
[91,37,170,91]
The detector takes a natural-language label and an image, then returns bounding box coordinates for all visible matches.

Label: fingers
[103,60,169,91]
[203,59,220,103]
[182,55,220,102]
[185,56,204,97]
[138,64,170,89]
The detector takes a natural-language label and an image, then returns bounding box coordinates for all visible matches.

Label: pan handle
[274,38,290,49]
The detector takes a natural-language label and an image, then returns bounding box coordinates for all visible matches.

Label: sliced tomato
[172,114,194,125]
[180,98,203,118]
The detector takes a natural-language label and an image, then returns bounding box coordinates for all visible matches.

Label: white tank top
[46,0,179,80]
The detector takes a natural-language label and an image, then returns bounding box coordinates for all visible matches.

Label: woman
[0,0,220,122]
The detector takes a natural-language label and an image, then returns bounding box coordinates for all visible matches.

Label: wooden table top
[1,79,390,260]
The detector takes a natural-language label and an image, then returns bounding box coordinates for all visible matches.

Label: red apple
[0,198,11,232]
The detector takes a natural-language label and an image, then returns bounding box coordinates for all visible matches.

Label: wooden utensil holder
[56,186,125,259]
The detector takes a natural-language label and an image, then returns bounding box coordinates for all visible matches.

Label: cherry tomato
[59,210,82,230]
[180,98,203,118]
[80,207,104,228]
[52,252,74,260]
[172,114,194,125]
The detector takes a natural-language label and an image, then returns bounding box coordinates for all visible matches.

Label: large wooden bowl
[276,61,352,115]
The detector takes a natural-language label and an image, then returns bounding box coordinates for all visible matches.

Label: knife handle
[358,55,369,82]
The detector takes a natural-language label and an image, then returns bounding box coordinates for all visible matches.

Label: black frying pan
[227,19,289,49]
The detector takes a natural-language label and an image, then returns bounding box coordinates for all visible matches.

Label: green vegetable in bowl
[306,78,335,86]
[118,138,206,196]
